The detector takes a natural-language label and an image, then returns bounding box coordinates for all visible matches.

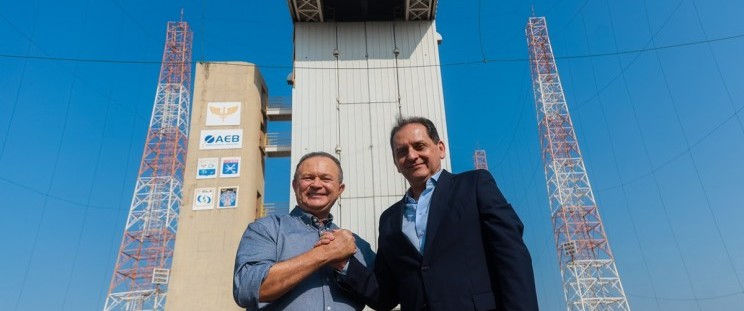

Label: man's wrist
[335,259,350,275]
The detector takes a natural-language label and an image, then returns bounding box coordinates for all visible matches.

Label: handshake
[314,229,357,271]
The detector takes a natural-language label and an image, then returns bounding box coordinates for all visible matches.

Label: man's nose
[405,147,418,161]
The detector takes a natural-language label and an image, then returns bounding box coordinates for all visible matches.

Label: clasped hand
[315,229,356,271]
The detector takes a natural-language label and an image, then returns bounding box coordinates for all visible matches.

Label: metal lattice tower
[104,18,192,311]
[474,150,488,170]
[526,16,630,311]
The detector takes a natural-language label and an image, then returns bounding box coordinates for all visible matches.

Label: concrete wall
[166,62,267,311]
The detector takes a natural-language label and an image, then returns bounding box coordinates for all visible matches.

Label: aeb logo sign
[204,135,239,143]
[200,129,243,150]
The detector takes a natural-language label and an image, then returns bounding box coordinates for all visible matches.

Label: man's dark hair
[389,116,441,152]
[293,151,344,183]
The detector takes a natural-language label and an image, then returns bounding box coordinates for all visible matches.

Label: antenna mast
[526,16,630,311]
[104,18,193,311]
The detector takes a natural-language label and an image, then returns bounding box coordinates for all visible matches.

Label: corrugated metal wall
[292,21,451,248]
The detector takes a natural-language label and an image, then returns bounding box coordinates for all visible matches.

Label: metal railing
[263,202,290,216]
[266,96,292,121]
[266,132,291,147]
[268,96,291,109]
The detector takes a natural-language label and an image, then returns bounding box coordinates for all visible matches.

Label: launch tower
[526,16,630,311]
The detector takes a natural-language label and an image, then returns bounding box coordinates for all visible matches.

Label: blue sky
[1,0,744,310]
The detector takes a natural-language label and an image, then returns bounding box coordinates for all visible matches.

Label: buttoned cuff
[335,260,350,275]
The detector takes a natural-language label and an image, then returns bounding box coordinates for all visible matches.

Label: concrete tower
[287,0,450,247]
[165,62,268,311]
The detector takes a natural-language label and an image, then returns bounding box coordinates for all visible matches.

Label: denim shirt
[233,207,374,311]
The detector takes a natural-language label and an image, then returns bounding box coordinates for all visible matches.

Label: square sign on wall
[220,157,241,178]
[218,187,238,209]
[206,102,241,126]
[193,188,215,210]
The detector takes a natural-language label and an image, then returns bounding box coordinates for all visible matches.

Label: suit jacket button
[421,265,430,271]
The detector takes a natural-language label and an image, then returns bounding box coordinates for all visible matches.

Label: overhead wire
[111,0,160,44]
[580,6,661,309]
[2,0,744,307]
[491,77,530,170]
[551,0,591,36]
[0,176,124,210]
[1,1,41,309]
[641,0,744,302]
[0,10,37,165]
[0,17,150,122]
[476,0,487,62]
[571,0,685,112]
[12,0,88,307]
[628,290,744,301]
[61,1,122,308]
[519,0,744,305]
[0,31,742,69]
[0,3,169,213]
[691,0,744,137]
[596,81,744,194]
[96,95,145,308]
[593,0,744,192]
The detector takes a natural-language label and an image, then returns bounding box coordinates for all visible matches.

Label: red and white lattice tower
[526,16,630,311]
[474,150,488,170]
[104,18,192,311]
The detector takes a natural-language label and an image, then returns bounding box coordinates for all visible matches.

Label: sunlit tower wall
[526,16,629,311]
[104,19,193,311]
[474,149,488,170]
[287,0,451,248]
[164,62,269,311]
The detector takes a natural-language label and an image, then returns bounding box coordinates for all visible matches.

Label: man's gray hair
[293,151,344,183]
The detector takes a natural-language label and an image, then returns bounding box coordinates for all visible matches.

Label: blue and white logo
[220,157,241,178]
[193,188,215,211]
[200,129,243,150]
[197,158,218,179]
[196,194,212,204]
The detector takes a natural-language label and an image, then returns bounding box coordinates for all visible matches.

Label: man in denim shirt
[233,152,374,311]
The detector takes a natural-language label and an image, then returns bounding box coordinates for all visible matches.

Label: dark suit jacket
[339,170,538,311]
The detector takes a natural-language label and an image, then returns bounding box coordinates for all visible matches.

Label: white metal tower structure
[526,16,630,311]
[104,18,192,311]
[286,0,450,247]
[474,149,488,170]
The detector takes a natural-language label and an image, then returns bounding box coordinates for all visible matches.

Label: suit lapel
[422,170,453,258]
[390,199,422,257]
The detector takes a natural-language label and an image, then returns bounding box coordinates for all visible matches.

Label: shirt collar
[404,168,444,202]
[290,206,335,230]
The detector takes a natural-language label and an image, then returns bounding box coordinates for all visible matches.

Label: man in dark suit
[333,116,539,311]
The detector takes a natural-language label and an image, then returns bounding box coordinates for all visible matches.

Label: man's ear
[438,140,446,159]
